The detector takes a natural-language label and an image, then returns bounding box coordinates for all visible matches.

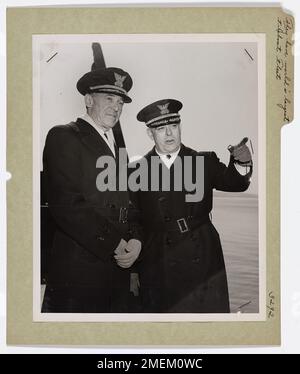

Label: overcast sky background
[37,36,259,194]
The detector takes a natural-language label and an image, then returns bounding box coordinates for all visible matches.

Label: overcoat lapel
[75,118,115,158]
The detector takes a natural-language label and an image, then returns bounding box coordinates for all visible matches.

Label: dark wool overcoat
[42,118,138,313]
[131,144,251,313]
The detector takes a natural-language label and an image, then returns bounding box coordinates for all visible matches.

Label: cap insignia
[157,103,170,115]
[114,73,126,88]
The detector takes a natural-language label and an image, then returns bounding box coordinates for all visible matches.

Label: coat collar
[146,143,192,158]
[74,118,115,157]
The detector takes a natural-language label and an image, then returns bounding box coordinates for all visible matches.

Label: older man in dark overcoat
[42,66,141,313]
[131,99,253,313]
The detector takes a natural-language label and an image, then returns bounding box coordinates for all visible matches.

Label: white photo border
[33,33,266,322]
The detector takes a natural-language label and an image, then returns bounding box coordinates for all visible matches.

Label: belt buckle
[119,207,128,223]
[177,218,189,233]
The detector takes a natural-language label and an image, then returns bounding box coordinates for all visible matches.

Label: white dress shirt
[155,147,181,169]
[81,113,116,157]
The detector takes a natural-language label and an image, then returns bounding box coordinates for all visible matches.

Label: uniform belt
[152,215,210,234]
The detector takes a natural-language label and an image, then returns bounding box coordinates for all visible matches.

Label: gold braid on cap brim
[147,115,181,128]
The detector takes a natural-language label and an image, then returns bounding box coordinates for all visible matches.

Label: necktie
[166,154,171,159]
[104,132,116,157]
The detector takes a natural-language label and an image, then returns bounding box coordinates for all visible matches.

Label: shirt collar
[155,146,181,168]
[155,146,181,158]
[81,113,109,136]
[80,113,116,156]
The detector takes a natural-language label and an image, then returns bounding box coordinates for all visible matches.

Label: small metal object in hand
[228,137,253,166]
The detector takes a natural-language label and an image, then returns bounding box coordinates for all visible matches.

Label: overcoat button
[97,236,105,241]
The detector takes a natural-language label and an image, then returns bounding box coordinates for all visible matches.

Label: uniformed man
[131,98,253,313]
[42,66,141,313]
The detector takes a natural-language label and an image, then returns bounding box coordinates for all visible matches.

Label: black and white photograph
[33,34,265,322]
